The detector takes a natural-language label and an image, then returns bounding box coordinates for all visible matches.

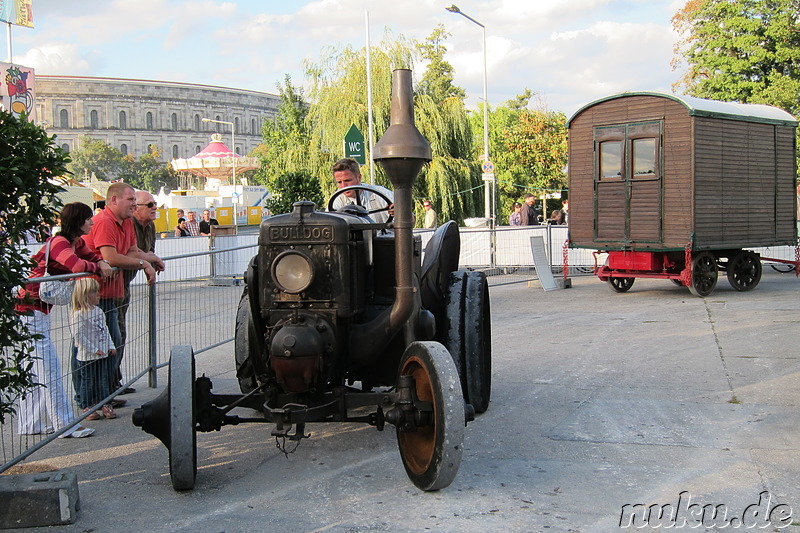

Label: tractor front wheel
[396,341,465,491]
[168,345,198,491]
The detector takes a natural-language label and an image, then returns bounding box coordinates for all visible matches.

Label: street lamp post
[201,117,237,230]
[446,4,492,222]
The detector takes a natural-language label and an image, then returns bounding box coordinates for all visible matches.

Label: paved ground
[7,271,800,532]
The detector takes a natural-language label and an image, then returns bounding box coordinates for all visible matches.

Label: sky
[8,0,688,118]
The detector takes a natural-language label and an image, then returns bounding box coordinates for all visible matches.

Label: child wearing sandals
[70,278,118,421]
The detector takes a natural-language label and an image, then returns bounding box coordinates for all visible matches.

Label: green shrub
[0,111,69,422]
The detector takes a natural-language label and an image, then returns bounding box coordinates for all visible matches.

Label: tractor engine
[250,200,396,393]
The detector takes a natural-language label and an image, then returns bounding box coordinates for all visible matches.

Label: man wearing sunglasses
[115,190,164,394]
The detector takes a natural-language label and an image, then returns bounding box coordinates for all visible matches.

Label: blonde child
[70,278,117,420]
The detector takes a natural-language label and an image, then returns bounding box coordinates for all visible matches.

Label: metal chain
[275,436,302,458]
[682,241,693,286]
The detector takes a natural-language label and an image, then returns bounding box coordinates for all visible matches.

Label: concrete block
[0,472,79,529]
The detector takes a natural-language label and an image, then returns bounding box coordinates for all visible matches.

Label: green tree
[263,170,324,215]
[474,93,567,224]
[118,147,180,192]
[672,0,800,114]
[0,111,69,422]
[304,36,410,193]
[66,136,125,181]
[69,139,178,191]
[417,25,466,104]
[414,94,481,225]
[505,89,535,112]
[253,75,311,185]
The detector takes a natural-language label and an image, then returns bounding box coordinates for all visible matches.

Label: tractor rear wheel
[443,271,492,414]
[168,345,197,491]
[396,341,465,491]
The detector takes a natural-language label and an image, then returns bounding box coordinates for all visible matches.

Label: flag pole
[6,22,12,63]
[365,11,375,184]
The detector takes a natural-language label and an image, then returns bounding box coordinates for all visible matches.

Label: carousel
[170,133,260,190]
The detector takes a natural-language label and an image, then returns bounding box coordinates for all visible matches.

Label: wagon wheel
[396,341,465,491]
[726,251,762,291]
[607,277,634,293]
[234,289,259,393]
[443,271,492,414]
[689,252,718,297]
[168,345,197,491]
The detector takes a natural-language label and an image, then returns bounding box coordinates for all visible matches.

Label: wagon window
[632,138,656,177]
[599,141,622,179]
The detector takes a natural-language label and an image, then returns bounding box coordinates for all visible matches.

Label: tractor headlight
[272,251,314,293]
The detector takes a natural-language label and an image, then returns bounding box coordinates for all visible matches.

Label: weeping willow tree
[303,30,481,225]
[414,95,481,225]
[304,34,411,196]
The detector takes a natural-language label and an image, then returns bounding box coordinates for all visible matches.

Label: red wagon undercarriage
[562,241,800,297]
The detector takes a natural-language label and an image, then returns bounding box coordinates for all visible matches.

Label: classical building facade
[34,76,279,162]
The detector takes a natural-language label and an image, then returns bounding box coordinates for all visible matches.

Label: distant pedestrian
[199,209,219,236]
[520,193,541,225]
[549,209,565,225]
[509,202,522,226]
[175,218,189,237]
[184,211,200,236]
[423,201,437,229]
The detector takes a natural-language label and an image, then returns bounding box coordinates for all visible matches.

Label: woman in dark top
[174,217,190,237]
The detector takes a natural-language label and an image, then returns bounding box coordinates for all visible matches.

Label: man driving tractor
[331,158,394,223]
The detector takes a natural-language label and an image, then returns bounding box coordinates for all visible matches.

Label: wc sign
[343,124,365,164]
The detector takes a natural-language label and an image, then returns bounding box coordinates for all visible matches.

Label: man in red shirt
[83,182,165,394]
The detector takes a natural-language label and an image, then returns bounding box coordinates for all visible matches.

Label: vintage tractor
[133,69,492,492]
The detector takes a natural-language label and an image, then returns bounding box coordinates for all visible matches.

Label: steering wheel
[327,185,393,223]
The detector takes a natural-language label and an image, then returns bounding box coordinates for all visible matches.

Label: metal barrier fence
[1,235,252,471]
[5,224,793,469]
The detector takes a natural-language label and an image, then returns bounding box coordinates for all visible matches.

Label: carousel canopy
[170,133,260,186]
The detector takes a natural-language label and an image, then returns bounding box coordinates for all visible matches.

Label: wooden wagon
[567,92,798,296]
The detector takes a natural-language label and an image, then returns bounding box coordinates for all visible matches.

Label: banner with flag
[0,0,33,28]
[0,62,35,120]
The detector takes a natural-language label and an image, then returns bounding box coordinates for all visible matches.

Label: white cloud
[8,0,683,115]
[16,43,95,75]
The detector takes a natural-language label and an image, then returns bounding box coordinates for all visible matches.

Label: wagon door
[594,122,662,244]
